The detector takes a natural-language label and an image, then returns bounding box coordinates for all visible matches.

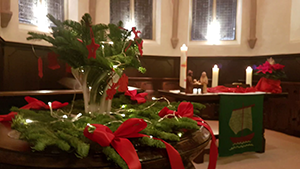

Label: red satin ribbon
[0,112,18,122]
[125,90,148,104]
[159,102,218,169]
[207,86,257,93]
[84,118,184,169]
[254,77,282,93]
[208,77,282,94]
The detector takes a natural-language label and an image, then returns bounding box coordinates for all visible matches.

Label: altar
[158,90,288,158]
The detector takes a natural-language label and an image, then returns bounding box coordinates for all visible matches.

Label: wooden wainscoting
[263,82,300,137]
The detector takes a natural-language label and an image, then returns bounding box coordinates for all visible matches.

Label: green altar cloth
[219,94,264,157]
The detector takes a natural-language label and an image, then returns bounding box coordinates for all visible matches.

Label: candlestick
[246,66,253,86]
[212,64,219,87]
[180,44,188,89]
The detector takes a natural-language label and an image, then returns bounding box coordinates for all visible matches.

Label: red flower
[117,74,128,92]
[272,63,285,70]
[256,61,273,74]
[125,90,148,104]
[106,83,118,100]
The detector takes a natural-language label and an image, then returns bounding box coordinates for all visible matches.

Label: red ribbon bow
[2,97,69,122]
[84,118,185,169]
[19,96,69,110]
[159,102,218,169]
[125,90,148,104]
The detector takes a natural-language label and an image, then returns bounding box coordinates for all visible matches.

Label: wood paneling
[2,39,300,91]
[1,41,71,91]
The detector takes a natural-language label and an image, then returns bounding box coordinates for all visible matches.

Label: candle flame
[246,66,253,72]
[180,44,188,51]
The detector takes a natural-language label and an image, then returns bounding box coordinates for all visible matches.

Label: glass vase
[72,66,118,114]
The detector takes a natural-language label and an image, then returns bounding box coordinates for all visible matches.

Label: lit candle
[48,102,53,114]
[180,44,188,89]
[246,66,253,86]
[212,64,219,87]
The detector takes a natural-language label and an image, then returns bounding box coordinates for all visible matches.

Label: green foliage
[11,96,205,169]
[254,70,287,80]
[27,13,145,73]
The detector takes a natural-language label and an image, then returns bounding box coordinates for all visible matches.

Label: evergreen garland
[11,96,205,169]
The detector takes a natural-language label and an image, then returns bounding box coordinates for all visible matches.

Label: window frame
[189,0,239,43]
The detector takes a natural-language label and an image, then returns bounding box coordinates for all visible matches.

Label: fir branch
[57,131,90,158]
[139,137,166,148]
[102,146,128,169]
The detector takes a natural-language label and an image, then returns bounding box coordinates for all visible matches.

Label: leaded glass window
[110,0,154,40]
[191,0,237,41]
[19,0,64,27]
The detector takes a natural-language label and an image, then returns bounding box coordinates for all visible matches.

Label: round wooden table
[0,121,210,169]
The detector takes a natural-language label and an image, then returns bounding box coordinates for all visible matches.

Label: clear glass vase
[72,66,118,114]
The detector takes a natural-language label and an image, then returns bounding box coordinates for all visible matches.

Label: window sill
[143,39,161,45]
[188,40,240,46]
[19,23,51,34]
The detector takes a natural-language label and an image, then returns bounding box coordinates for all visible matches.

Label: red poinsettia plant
[255,57,287,80]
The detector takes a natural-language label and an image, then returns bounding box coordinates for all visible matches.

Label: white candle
[180,44,188,89]
[246,66,253,86]
[193,88,198,94]
[198,88,202,94]
[212,64,219,87]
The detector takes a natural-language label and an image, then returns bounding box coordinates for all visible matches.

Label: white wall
[1,0,300,57]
